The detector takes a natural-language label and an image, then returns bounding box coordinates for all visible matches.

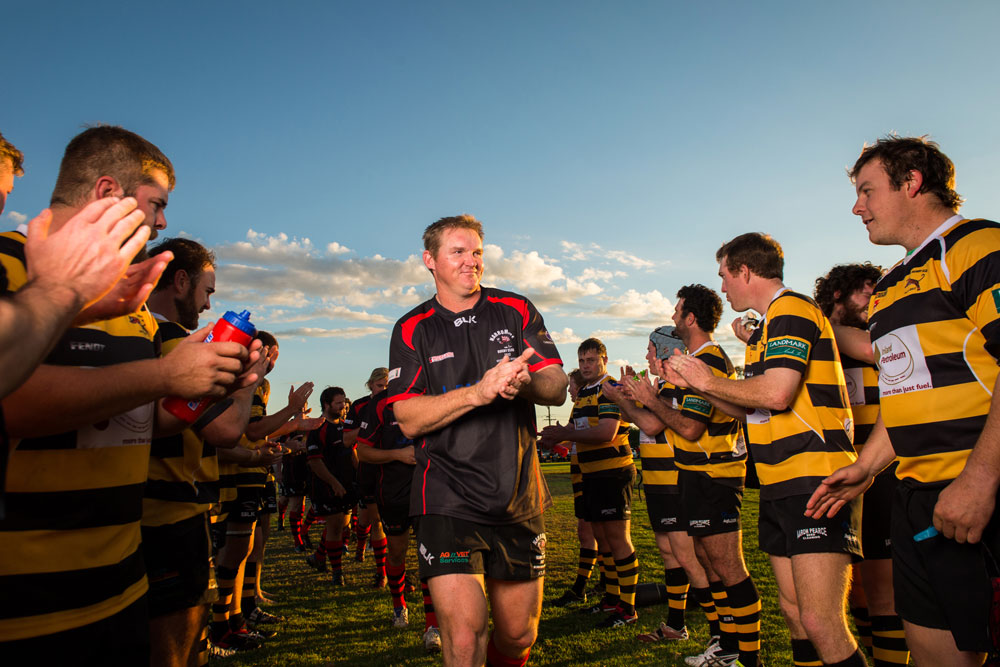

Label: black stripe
[864,385,880,405]
[233,471,266,486]
[873,290,963,333]
[758,476,826,500]
[855,423,874,444]
[700,350,733,375]
[0,234,26,266]
[157,321,188,344]
[144,479,199,503]
[674,449,745,466]
[16,430,79,451]
[769,313,821,343]
[750,429,853,466]
[942,218,999,247]
[810,337,837,362]
[888,414,985,458]
[0,483,144,530]
[0,545,145,619]
[150,434,185,459]
[806,383,848,409]
[925,351,979,388]
[706,421,740,438]
[639,457,677,472]
[45,328,157,367]
[951,249,1000,313]
[576,445,631,465]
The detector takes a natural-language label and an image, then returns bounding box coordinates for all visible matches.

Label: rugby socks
[327,539,344,574]
[241,559,258,614]
[712,579,737,655]
[825,647,868,667]
[664,567,689,629]
[277,507,285,529]
[615,551,639,615]
[196,624,208,666]
[302,507,318,532]
[210,565,238,639]
[571,547,599,596]
[850,606,872,653]
[372,536,388,578]
[870,615,908,665]
[486,635,529,667]
[355,523,371,560]
[314,526,328,565]
[726,576,761,666]
[228,612,245,633]
[290,509,304,548]
[421,580,438,630]
[387,564,407,609]
[791,638,822,667]
[600,552,619,607]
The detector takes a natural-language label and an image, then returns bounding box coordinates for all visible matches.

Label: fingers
[516,346,535,363]
[26,209,54,241]
[98,197,143,235]
[116,219,152,262]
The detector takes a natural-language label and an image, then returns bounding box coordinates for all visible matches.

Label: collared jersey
[571,375,633,476]
[142,320,221,527]
[387,287,562,525]
[306,418,353,492]
[673,342,745,484]
[637,380,676,494]
[0,229,158,640]
[869,217,1000,485]
[357,389,415,508]
[744,290,856,500]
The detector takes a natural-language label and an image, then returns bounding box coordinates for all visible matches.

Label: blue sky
[4,2,999,423]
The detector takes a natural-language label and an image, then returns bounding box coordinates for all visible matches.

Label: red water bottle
[162,309,257,423]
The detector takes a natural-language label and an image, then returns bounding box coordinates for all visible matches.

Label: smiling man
[388,214,567,667]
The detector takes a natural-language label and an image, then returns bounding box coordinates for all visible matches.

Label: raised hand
[160,324,251,399]
[288,382,315,411]
[804,463,873,519]
[74,253,172,325]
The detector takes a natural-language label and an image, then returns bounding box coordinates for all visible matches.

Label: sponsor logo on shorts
[600,508,617,516]
[532,532,547,552]
[796,527,828,540]
[419,543,435,565]
[721,512,738,525]
[437,550,470,564]
[660,517,678,526]
[689,519,711,529]
[430,351,455,363]
[454,315,477,327]
[388,367,401,381]
[885,538,892,547]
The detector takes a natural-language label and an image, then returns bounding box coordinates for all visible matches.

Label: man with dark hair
[813,262,909,665]
[670,234,866,667]
[144,238,267,664]
[389,214,566,667]
[809,136,1000,666]
[541,337,639,629]
[305,385,356,585]
[0,131,25,217]
[0,126,255,664]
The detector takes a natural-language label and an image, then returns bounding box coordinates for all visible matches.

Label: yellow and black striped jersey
[571,375,633,475]
[744,290,856,500]
[569,446,583,501]
[142,319,221,527]
[0,229,158,639]
[638,380,678,494]
[839,348,880,450]
[673,342,745,484]
[869,216,1000,485]
[219,381,270,491]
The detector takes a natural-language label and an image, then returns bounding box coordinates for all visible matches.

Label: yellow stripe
[0,578,147,641]
[0,522,141,576]
[730,601,762,616]
[756,449,857,487]
[7,444,150,492]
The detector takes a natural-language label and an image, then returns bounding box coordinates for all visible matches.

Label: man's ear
[423,249,435,274]
[173,268,190,293]
[93,175,123,200]
[905,169,924,199]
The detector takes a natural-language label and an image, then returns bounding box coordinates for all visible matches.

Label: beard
[839,302,869,330]
[174,294,200,330]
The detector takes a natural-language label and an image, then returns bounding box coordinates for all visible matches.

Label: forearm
[307,459,342,488]
[571,420,619,445]
[644,397,707,440]
[217,445,259,466]
[357,445,400,465]
[699,371,795,412]
[855,417,897,476]
[393,386,482,438]
[954,376,1000,490]
[0,281,83,398]
[343,430,359,448]
[200,389,255,448]
[3,358,169,437]
[518,366,568,406]
[833,325,875,365]
[244,403,299,441]
[617,401,665,438]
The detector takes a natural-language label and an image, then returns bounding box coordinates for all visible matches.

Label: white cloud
[272,304,392,324]
[5,211,27,224]
[560,240,591,261]
[605,250,656,269]
[326,241,351,255]
[593,289,674,321]
[272,326,388,339]
[578,268,625,282]
[548,327,581,344]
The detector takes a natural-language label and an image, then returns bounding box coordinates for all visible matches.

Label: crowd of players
[0,127,997,667]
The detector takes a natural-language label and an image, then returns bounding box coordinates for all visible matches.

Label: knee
[494,624,537,654]
[447,621,490,656]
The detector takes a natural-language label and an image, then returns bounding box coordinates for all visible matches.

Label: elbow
[763,390,794,412]
[398,421,420,440]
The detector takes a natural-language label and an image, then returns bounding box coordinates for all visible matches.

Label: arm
[244,382,314,441]
[516,364,568,406]
[668,353,802,412]
[307,458,346,496]
[832,325,875,365]
[805,416,896,518]
[623,370,707,441]
[356,443,416,466]
[932,373,1000,543]
[602,380,667,437]
[343,429,359,448]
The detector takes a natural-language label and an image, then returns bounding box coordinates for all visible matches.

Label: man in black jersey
[388,215,567,667]
[305,386,356,584]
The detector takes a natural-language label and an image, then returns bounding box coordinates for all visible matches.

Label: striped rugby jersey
[571,375,634,476]
[637,380,677,494]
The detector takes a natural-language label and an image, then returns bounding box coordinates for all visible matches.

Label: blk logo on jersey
[454,315,476,327]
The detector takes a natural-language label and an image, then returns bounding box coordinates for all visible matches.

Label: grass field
[230,464,797,666]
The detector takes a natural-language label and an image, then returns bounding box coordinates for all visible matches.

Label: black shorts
[379,502,415,536]
[0,595,149,665]
[358,462,377,503]
[646,491,684,533]
[259,480,278,515]
[280,454,308,496]
[758,493,862,559]
[231,486,261,523]
[571,461,585,519]
[141,513,214,618]
[311,483,358,517]
[891,480,1000,652]
[415,514,546,581]
[680,469,743,536]
[861,465,897,560]
[582,467,635,522]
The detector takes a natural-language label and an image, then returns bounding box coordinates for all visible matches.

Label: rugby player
[388,214,566,667]
[669,233,866,667]
[0,126,256,664]
[808,136,1000,666]
[540,338,639,629]
[815,263,909,665]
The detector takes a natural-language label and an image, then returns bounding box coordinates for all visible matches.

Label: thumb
[187,323,214,343]
[518,346,535,362]
[26,209,54,242]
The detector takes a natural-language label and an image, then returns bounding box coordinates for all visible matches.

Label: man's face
[578,349,607,383]
[671,298,691,338]
[326,394,347,420]
[645,341,661,376]
[840,280,875,328]
[718,259,750,312]
[370,377,388,394]
[424,227,484,301]
[568,377,580,402]
[175,266,216,330]
[0,158,15,217]
[852,159,910,246]
[125,168,170,241]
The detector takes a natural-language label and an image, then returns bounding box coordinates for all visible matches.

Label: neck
[434,287,481,313]
[901,206,960,252]
[684,328,712,350]
[750,278,786,314]
[47,204,84,234]
[146,290,181,323]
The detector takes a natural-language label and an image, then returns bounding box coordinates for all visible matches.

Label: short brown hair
[813,263,883,317]
[676,284,723,332]
[568,368,584,386]
[423,214,484,256]
[849,135,963,212]
[0,132,24,176]
[578,337,607,357]
[50,125,175,207]
[149,238,216,293]
[716,233,783,280]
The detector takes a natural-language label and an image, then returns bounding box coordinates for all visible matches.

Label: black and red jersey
[387,287,563,525]
[344,394,376,490]
[357,389,414,508]
[305,419,354,488]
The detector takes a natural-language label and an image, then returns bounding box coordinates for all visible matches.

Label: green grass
[232,465,794,666]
